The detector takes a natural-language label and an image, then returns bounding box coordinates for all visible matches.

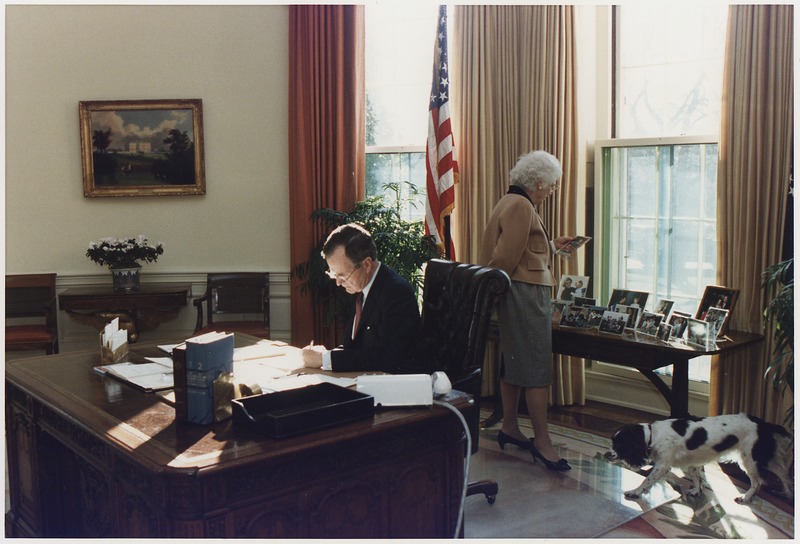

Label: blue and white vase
[110,265,141,292]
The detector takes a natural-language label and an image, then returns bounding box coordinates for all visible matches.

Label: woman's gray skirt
[497,280,552,387]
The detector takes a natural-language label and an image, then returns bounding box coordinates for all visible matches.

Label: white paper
[145,357,174,371]
[158,344,179,354]
[233,343,291,362]
[103,318,119,347]
[95,361,174,391]
[259,374,356,393]
[109,328,128,351]
[234,360,290,383]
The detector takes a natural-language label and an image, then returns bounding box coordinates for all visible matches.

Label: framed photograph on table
[607,288,649,311]
[636,311,664,336]
[556,275,590,302]
[656,323,673,342]
[686,318,712,348]
[654,299,674,320]
[614,303,641,330]
[705,307,730,340]
[598,310,628,335]
[695,285,739,334]
[559,306,589,328]
[79,99,206,197]
[668,311,691,341]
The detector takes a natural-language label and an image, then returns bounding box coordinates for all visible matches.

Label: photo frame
[695,285,739,335]
[79,99,206,197]
[656,323,673,342]
[559,306,589,328]
[552,300,571,324]
[686,317,712,348]
[705,307,730,340]
[585,306,607,328]
[668,311,691,341]
[614,303,640,330]
[598,310,628,335]
[607,288,649,311]
[654,299,674,320]
[636,311,664,336]
[572,296,597,307]
[556,274,590,302]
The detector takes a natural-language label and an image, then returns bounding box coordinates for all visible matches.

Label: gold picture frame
[79,99,206,197]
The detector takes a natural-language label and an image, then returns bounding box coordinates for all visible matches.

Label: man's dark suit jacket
[330,264,426,374]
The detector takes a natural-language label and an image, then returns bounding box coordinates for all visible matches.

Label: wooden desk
[551,324,764,417]
[5,335,468,538]
[58,283,190,342]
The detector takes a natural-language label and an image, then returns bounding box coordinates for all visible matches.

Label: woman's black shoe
[530,441,571,471]
[497,430,532,451]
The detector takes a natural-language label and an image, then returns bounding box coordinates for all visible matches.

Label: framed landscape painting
[79,99,206,197]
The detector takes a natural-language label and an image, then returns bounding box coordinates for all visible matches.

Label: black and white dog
[606,413,793,503]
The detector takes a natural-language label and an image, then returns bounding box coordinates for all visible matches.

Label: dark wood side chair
[420,259,510,505]
[5,273,59,355]
[193,272,271,339]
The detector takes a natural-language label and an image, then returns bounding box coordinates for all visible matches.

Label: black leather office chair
[193,273,271,338]
[420,259,510,504]
[5,273,59,355]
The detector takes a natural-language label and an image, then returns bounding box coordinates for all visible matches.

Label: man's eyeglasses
[325,262,361,282]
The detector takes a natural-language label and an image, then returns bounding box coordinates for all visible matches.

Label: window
[602,5,727,383]
[598,138,718,381]
[365,4,445,220]
[615,4,727,139]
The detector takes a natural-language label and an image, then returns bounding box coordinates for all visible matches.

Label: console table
[5,335,468,538]
[58,283,190,342]
[552,324,763,417]
[484,322,763,421]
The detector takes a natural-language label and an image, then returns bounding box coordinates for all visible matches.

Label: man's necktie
[352,292,363,339]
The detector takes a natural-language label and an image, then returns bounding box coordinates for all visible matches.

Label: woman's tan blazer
[479,193,555,287]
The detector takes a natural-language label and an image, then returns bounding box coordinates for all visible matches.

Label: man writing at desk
[301,223,425,374]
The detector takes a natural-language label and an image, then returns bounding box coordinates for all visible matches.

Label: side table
[58,283,190,342]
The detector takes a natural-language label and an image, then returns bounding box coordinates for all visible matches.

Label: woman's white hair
[509,150,562,192]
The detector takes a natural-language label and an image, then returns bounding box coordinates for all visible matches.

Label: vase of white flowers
[86,235,164,291]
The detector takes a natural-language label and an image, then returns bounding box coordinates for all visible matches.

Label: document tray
[232,383,375,438]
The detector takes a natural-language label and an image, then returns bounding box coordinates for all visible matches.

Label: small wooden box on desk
[99,332,129,364]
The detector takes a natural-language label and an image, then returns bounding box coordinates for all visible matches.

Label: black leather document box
[232,382,375,438]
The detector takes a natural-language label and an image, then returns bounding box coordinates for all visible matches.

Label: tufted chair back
[421,259,509,379]
[420,259,509,453]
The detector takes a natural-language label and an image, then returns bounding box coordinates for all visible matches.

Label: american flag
[425,5,459,259]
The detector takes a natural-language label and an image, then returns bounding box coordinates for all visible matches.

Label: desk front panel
[5,340,469,538]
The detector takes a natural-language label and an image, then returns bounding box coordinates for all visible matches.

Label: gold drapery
[452,5,584,405]
[712,5,793,423]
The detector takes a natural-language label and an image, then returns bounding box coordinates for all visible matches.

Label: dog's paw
[623,490,641,499]
[734,495,751,504]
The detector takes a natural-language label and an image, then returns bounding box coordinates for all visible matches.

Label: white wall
[5,5,292,348]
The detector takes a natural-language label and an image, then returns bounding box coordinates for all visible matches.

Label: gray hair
[509,150,562,192]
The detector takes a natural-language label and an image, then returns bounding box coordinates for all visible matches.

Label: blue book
[185,332,234,372]
[187,385,215,425]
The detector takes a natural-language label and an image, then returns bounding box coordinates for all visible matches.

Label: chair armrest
[193,292,210,331]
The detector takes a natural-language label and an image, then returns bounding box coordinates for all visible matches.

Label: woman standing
[479,150,574,471]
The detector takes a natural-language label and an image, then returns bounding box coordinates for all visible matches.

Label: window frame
[592,135,718,393]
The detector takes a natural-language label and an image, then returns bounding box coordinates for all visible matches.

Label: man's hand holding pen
[301,340,325,368]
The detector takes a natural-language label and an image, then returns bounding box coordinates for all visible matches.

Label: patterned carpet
[464,412,794,539]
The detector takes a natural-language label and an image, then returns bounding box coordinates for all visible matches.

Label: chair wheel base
[466,479,498,504]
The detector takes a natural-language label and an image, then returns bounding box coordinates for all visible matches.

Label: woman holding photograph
[479,150,575,471]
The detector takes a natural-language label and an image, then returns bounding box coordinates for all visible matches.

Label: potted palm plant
[293,182,440,335]
[762,257,793,425]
